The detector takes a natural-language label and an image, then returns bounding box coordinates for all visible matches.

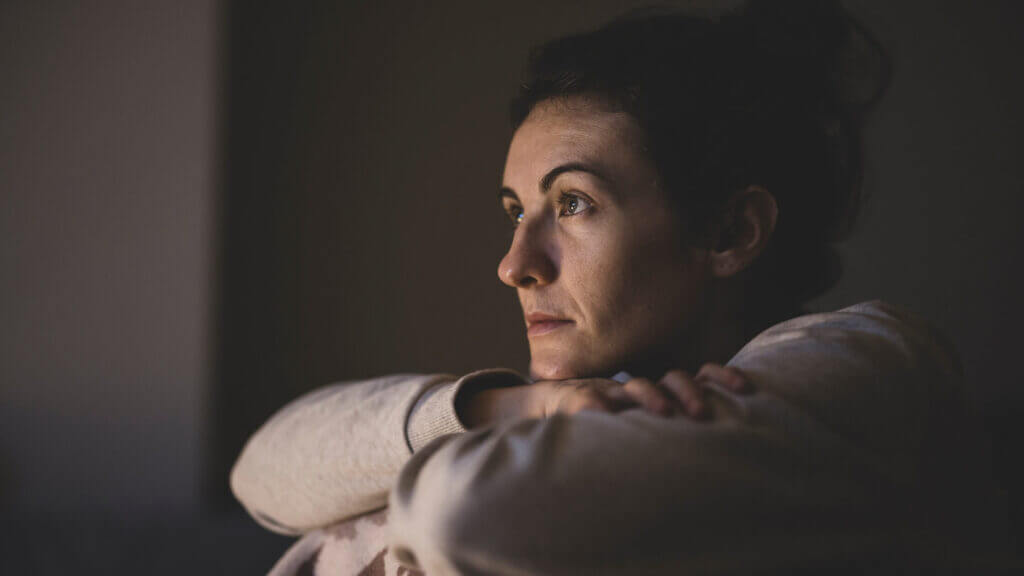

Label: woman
[232,1,999,574]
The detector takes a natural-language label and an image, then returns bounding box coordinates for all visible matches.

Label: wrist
[457,384,532,428]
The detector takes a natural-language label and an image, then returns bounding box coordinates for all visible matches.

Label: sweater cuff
[406,368,529,452]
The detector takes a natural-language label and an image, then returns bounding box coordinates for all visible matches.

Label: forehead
[502,98,650,185]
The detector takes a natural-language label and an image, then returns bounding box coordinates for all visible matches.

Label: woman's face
[499,97,710,380]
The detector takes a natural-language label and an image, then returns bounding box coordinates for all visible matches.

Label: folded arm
[229,366,719,535]
[389,391,896,575]
[230,370,528,534]
[387,303,968,574]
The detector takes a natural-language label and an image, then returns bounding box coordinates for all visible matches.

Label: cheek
[559,233,618,322]
[574,223,702,347]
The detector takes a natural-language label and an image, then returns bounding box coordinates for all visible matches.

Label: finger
[623,377,678,417]
[696,363,751,394]
[601,386,642,410]
[659,370,709,419]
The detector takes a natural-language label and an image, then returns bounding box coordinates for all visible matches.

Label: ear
[708,185,778,278]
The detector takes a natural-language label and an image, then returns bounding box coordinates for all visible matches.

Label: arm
[230,366,714,535]
[387,302,970,574]
[389,392,892,575]
[230,369,529,535]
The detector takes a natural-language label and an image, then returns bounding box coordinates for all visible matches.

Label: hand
[459,364,751,428]
[529,363,750,419]
[618,364,751,420]
[460,378,635,427]
[524,378,637,418]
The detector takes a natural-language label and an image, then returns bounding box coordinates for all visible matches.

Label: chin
[528,352,619,381]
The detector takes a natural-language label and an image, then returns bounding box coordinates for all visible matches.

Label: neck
[701,279,807,366]
[622,279,790,379]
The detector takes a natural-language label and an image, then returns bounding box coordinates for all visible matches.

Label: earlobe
[708,185,778,279]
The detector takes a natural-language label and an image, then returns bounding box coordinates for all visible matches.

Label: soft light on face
[499,97,711,380]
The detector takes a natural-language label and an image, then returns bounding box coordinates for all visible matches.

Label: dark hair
[510,0,889,313]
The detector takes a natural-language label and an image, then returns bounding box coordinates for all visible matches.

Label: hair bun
[736,0,889,113]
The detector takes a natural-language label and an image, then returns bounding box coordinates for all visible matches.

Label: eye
[558,192,593,217]
[504,203,524,226]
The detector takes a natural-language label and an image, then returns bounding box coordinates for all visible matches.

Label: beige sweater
[231,301,1005,575]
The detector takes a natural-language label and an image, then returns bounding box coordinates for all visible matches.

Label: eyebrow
[499,162,612,201]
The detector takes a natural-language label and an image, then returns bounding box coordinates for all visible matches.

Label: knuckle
[662,369,688,381]
[623,378,651,394]
[659,379,683,396]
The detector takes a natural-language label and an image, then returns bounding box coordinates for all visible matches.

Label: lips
[525,312,574,337]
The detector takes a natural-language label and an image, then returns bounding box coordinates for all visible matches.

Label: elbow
[229,444,306,536]
[227,455,260,524]
[228,448,253,509]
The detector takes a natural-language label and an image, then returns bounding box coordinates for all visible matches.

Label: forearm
[387,305,965,574]
[230,369,529,535]
[230,373,452,534]
[388,393,891,575]
[455,383,533,429]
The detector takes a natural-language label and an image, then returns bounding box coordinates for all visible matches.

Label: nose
[497,219,558,288]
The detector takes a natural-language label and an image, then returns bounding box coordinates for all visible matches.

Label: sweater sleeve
[230,369,528,535]
[386,302,977,575]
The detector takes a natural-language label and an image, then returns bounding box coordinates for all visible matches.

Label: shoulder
[727,301,967,484]
[731,299,963,385]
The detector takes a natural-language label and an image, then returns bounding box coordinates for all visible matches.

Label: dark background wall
[2,0,1021,572]
[1,0,214,515]
[0,1,283,573]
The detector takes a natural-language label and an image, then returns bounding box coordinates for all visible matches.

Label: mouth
[525,312,574,338]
